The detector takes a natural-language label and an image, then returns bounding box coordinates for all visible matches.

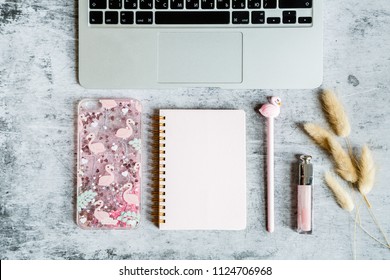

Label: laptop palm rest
[157,32,243,84]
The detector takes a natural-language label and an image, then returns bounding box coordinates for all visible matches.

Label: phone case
[77,99,142,229]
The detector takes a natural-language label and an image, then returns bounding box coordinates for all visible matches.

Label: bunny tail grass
[358,145,376,196]
[303,123,333,150]
[321,89,351,138]
[327,137,359,183]
[325,172,355,212]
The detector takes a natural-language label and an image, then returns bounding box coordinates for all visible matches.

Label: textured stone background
[0,0,389,259]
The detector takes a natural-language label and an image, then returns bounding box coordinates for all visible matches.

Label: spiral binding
[158,115,166,224]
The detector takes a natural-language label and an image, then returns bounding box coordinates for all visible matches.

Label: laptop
[79,0,322,89]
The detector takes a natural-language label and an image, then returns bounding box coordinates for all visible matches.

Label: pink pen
[259,96,282,233]
[297,155,314,234]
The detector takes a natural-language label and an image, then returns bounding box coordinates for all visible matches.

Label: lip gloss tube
[297,155,313,234]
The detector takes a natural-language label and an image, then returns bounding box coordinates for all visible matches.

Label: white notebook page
[159,110,246,230]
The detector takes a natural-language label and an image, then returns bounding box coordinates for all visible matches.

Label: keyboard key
[201,0,214,9]
[267,17,280,24]
[216,0,229,9]
[89,11,103,24]
[186,0,200,9]
[283,10,296,17]
[171,0,184,9]
[298,17,312,24]
[283,16,296,24]
[105,11,119,24]
[140,0,153,9]
[124,0,138,9]
[156,0,169,9]
[263,0,276,9]
[283,10,296,24]
[248,0,261,9]
[232,0,245,9]
[251,11,265,24]
[155,12,230,24]
[121,11,134,24]
[109,0,122,9]
[279,0,312,8]
[232,11,249,24]
[90,0,107,9]
[136,12,153,24]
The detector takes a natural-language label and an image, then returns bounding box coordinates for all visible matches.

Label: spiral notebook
[158,110,246,230]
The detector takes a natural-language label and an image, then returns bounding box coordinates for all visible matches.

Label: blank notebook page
[159,110,246,230]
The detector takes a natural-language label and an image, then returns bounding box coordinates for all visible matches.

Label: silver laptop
[79,0,322,89]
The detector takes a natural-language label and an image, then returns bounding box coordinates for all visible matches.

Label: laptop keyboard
[89,0,313,26]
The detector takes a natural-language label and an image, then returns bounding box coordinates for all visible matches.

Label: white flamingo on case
[100,99,118,110]
[79,113,87,127]
[123,183,139,207]
[133,162,141,177]
[98,164,115,186]
[116,119,134,139]
[86,133,106,155]
[93,200,117,225]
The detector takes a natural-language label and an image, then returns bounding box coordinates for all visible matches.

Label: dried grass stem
[327,137,359,183]
[324,172,355,212]
[321,89,351,137]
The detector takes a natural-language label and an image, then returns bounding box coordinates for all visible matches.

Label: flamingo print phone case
[77,99,142,229]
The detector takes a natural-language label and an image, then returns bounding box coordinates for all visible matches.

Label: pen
[259,96,282,233]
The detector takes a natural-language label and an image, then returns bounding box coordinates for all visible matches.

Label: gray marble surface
[1,0,390,260]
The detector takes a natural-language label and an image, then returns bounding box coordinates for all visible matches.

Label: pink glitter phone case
[77,99,142,229]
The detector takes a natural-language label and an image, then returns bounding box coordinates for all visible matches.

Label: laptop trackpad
[158,32,243,84]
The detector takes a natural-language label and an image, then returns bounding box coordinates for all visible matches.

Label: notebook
[157,110,246,230]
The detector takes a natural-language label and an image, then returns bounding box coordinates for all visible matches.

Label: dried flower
[327,137,358,183]
[304,123,358,183]
[321,89,351,137]
[358,145,376,195]
[303,123,333,150]
[325,172,355,212]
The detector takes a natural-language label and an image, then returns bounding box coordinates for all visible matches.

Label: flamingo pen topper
[259,96,282,233]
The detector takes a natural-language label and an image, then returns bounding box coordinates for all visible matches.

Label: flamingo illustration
[116,119,134,139]
[100,99,118,110]
[98,164,115,186]
[123,183,139,207]
[259,96,282,118]
[86,133,106,155]
[133,162,141,177]
[93,200,117,225]
[135,101,142,113]
[79,113,87,127]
